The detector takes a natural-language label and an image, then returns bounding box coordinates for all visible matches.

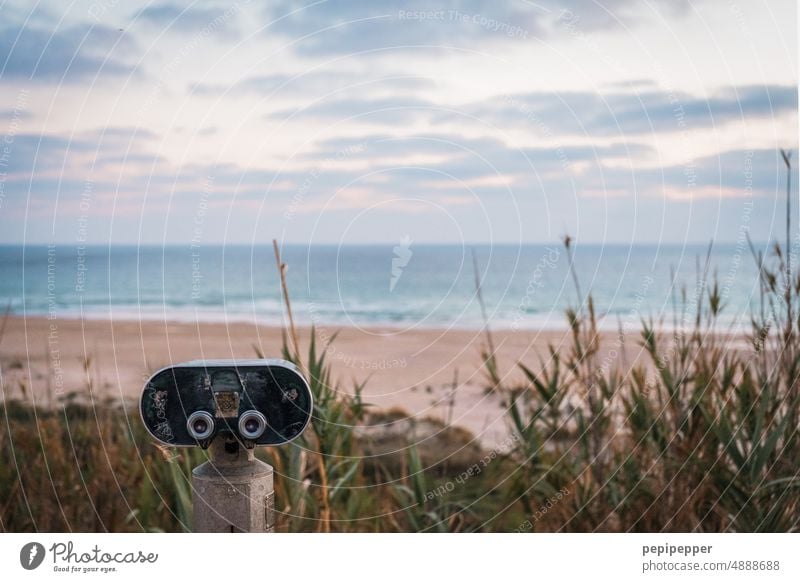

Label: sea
[0,243,771,332]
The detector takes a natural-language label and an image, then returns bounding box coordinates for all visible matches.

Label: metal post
[192,438,275,532]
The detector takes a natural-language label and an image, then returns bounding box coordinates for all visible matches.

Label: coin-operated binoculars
[140,359,312,532]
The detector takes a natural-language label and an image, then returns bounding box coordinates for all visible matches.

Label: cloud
[550,0,700,32]
[303,133,507,160]
[261,0,700,56]
[262,82,795,135]
[446,84,797,136]
[0,23,138,81]
[557,148,796,202]
[0,1,58,28]
[135,2,243,38]
[5,122,788,222]
[268,95,440,123]
[84,126,160,142]
[262,0,545,56]
[654,149,795,199]
[1,128,162,182]
[0,108,32,121]
[289,140,791,205]
[302,133,650,180]
[190,71,434,98]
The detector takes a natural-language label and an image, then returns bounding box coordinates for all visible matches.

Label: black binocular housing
[140,359,313,448]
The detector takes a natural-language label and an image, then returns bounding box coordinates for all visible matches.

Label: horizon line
[0,240,779,248]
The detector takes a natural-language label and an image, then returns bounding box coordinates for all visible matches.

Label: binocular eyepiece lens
[186,411,215,440]
[238,410,268,440]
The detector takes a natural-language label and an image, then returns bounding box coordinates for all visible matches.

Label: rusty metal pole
[192,438,275,532]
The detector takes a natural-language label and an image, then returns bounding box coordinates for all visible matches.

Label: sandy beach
[2,313,757,450]
[0,315,650,447]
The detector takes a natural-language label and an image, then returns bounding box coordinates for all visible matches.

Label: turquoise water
[0,243,767,331]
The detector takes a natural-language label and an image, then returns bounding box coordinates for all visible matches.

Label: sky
[0,0,797,246]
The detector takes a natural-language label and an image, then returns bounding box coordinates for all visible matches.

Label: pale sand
[0,316,648,448]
